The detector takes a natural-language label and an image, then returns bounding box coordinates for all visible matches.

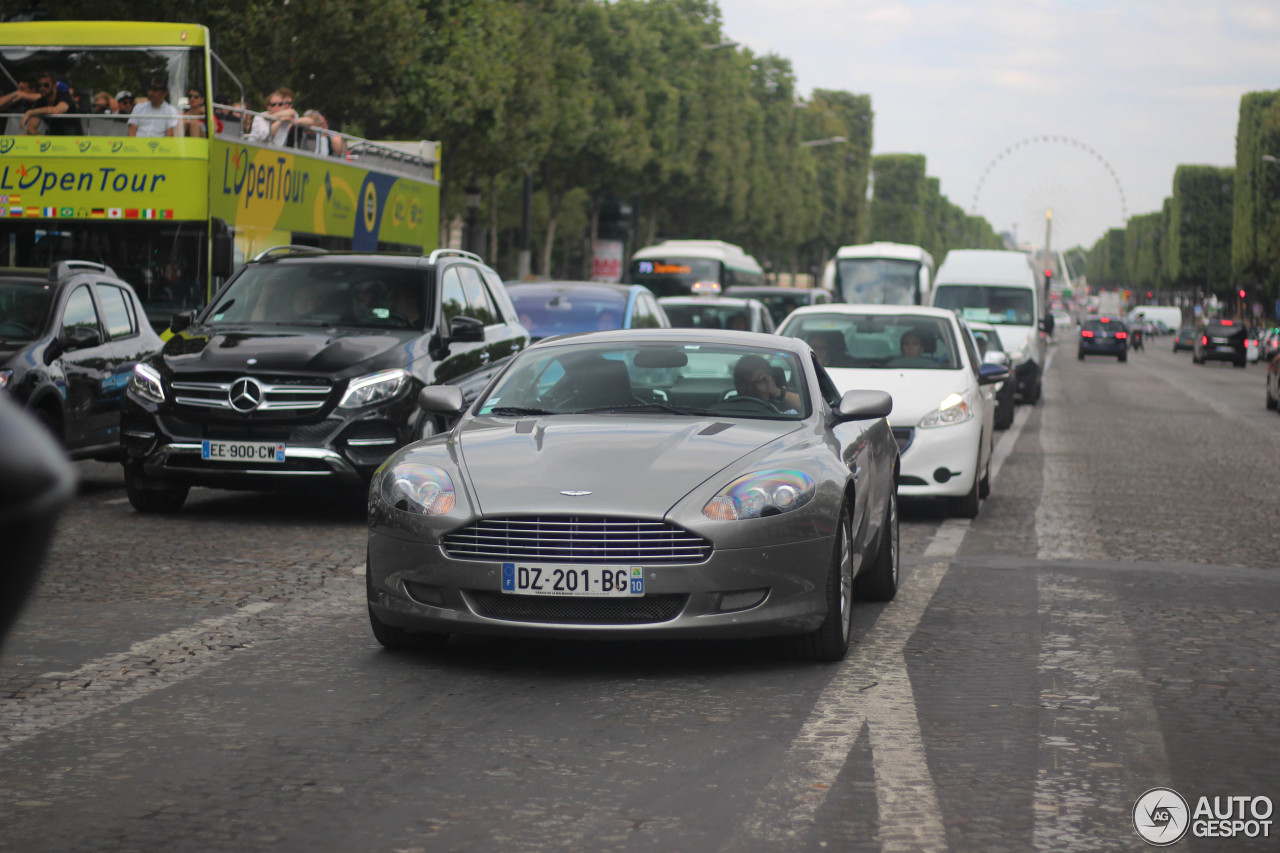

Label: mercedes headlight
[917,391,974,428]
[128,363,165,403]
[703,469,815,521]
[380,463,456,515]
[339,369,409,409]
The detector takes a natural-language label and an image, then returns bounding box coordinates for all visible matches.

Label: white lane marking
[0,595,349,753]
[732,532,963,851]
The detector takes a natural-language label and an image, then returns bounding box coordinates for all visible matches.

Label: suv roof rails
[425,249,483,265]
[252,245,327,262]
[49,260,117,281]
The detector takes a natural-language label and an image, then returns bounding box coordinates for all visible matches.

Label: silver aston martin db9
[365,328,900,661]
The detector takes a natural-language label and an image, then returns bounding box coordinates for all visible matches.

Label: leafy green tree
[869,154,927,244]
[1168,165,1233,295]
[1232,90,1280,305]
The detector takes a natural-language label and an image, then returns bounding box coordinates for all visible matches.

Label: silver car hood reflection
[457,415,801,517]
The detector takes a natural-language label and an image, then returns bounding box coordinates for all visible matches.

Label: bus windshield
[629,257,723,297]
[1,46,204,134]
[835,258,921,306]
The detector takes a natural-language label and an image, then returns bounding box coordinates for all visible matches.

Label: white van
[1128,306,1184,334]
[931,250,1047,404]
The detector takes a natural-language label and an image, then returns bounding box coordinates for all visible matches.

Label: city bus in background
[0,21,440,331]
[627,239,764,297]
[821,242,935,306]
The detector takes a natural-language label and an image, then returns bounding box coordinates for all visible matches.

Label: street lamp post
[463,179,481,256]
[799,136,847,148]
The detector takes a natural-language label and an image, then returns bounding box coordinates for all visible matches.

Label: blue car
[506,281,670,342]
[1078,317,1128,362]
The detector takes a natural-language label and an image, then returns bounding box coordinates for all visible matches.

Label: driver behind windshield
[733,354,801,412]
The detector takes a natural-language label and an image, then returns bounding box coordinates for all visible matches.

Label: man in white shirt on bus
[127,78,179,138]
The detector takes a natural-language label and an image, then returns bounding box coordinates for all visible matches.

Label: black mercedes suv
[120,247,529,512]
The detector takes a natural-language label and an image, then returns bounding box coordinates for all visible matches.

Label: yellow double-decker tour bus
[1,20,440,329]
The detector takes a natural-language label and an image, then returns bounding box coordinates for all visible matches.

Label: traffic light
[1043,268,1052,289]
[1239,289,1247,299]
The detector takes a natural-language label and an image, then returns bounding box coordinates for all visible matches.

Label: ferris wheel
[969,135,1128,253]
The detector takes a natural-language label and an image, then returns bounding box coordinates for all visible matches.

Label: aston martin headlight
[339,369,409,409]
[128,363,165,403]
[702,469,815,521]
[0,369,12,391]
[917,391,973,428]
[380,463,456,515]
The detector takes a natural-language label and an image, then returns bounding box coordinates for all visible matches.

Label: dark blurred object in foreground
[0,392,75,648]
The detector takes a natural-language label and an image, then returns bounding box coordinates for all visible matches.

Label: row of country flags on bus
[0,206,176,219]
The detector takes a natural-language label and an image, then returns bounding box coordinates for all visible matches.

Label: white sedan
[777,304,1009,518]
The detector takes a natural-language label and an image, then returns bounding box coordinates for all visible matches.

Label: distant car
[724,286,832,326]
[658,295,775,334]
[1259,328,1280,363]
[1078,317,1128,362]
[1246,329,1262,364]
[1173,326,1197,352]
[776,304,1008,518]
[1193,320,1247,368]
[367,328,900,662]
[1049,310,1074,339]
[506,281,669,342]
[967,320,1015,430]
[1,261,165,460]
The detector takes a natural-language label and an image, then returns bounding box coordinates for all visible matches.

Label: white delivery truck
[931,249,1048,404]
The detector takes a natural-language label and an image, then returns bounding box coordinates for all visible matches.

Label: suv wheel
[124,468,189,513]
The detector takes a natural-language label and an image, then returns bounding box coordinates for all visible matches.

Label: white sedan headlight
[917,391,974,428]
[128,363,165,403]
[380,463,456,515]
[703,469,815,521]
[339,368,409,409]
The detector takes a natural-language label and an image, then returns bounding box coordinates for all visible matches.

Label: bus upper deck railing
[1,103,439,184]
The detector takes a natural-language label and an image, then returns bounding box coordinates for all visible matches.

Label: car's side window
[61,285,101,338]
[813,356,842,409]
[96,283,136,339]
[440,267,467,324]
[957,321,981,375]
[457,266,497,326]
[481,268,518,325]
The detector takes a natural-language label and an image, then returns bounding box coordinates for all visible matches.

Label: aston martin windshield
[477,341,811,419]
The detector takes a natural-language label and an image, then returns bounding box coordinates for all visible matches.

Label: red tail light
[1202,335,1208,346]
[1116,331,1128,340]
[1081,330,1094,338]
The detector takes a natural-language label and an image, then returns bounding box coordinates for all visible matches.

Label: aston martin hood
[456,416,800,516]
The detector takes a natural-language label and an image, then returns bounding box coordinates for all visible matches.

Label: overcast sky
[715,0,1280,252]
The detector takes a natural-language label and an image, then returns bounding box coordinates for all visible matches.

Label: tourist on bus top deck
[180,87,222,138]
[246,87,300,147]
[127,78,179,138]
[295,108,345,158]
[21,71,82,135]
[0,79,41,117]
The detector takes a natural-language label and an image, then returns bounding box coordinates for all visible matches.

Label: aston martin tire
[124,468,189,513]
[948,458,981,519]
[796,503,855,662]
[855,492,898,602]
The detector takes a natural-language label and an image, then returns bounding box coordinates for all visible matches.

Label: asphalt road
[2,337,1277,852]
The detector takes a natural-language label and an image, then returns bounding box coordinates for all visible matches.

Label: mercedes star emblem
[229,377,264,412]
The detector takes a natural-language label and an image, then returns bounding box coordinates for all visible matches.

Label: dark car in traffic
[120,247,529,512]
[1078,317,1128,362]
[1,261,165,460]
[1173,326,1198,353]
[505,281,669,342]
[1193,320,1247,367]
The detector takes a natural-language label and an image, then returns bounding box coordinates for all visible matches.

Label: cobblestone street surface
[1,343,1277,852]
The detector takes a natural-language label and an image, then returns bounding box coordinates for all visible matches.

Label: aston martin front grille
[443,516,711,564]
